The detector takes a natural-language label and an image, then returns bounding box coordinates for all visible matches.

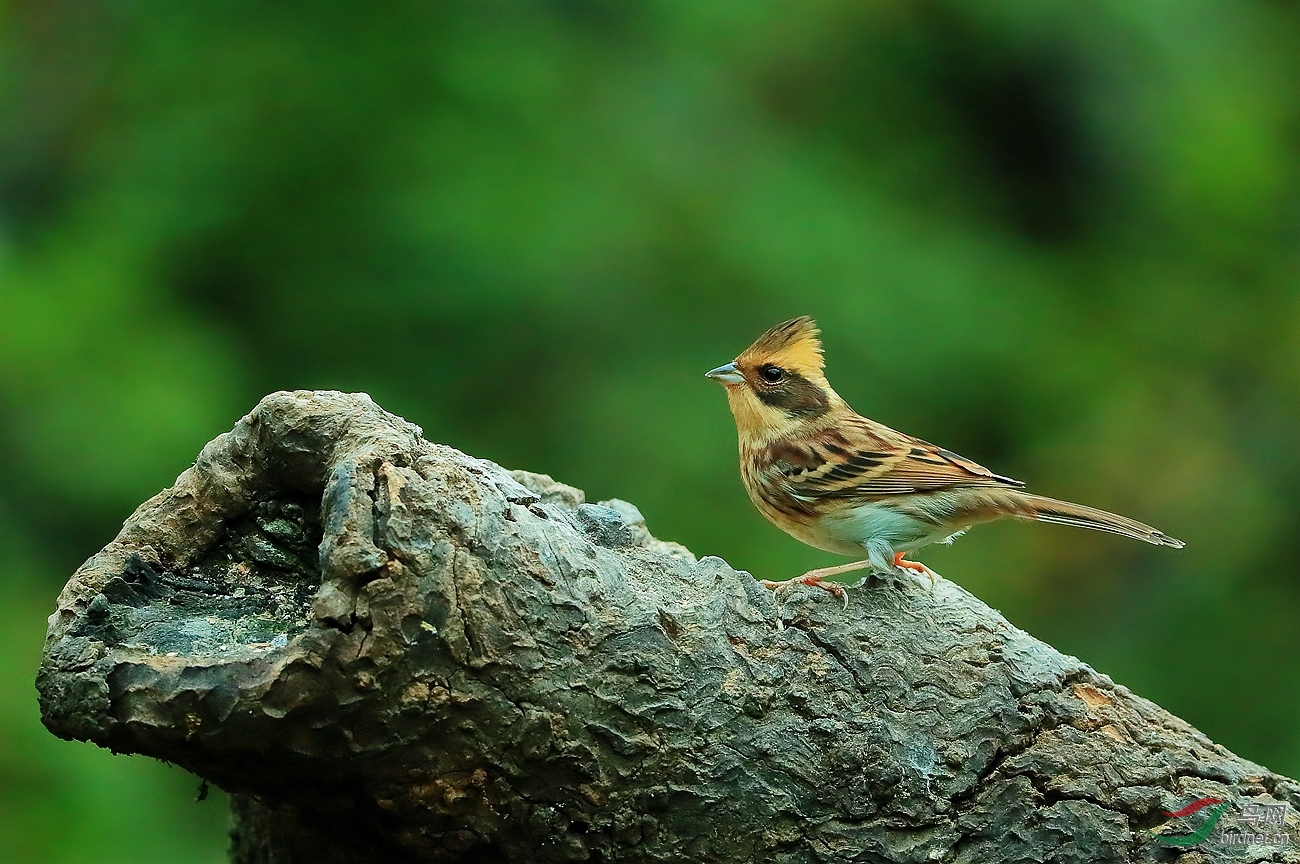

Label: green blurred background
[2,1,1299,860]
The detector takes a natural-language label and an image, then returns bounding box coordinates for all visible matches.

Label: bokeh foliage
[2,1,1299,860]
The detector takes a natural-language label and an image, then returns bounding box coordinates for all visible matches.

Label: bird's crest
[739,316,824,377]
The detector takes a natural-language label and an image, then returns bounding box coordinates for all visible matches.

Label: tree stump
[36,391,1300,862]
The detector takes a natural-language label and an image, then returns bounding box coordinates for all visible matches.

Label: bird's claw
[761,574,849,609]
[897,566,936,590]
[892,552,936,590]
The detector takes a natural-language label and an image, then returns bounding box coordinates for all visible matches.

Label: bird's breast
[739,453,864,556]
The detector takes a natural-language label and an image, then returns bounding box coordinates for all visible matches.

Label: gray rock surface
[36,391,1300,862]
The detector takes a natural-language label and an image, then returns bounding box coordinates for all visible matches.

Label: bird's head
[707,316,844,445]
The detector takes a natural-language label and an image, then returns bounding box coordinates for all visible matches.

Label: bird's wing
[765,416,1024,501]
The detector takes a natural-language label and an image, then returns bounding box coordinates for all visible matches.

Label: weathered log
[37,391,1299,863]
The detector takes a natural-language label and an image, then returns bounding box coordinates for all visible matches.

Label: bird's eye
[759,365,785,384]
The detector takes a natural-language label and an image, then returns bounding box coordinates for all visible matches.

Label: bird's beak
[705,361,744,384]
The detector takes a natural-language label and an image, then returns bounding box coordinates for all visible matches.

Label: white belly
[822,503,953,553]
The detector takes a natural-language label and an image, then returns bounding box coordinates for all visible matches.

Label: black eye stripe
[753,370,830,418]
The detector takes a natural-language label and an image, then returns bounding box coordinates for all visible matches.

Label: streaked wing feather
[765,417,1022,501]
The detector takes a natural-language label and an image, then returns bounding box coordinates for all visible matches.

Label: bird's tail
[1008,492,1185,549]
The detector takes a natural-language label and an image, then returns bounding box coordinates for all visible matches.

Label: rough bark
[36,390,1299,863]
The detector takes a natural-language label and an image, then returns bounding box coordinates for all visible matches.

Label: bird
[706,316,1184,599]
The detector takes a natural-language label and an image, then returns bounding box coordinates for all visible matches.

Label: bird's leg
[892,552,935,588]
[761,560,872,606]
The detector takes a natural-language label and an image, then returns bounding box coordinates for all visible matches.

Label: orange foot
[761,573,848,607]
[892,552,927,573]
[893,552,935,588]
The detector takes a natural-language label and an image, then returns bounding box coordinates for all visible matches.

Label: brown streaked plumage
[706,316,1184,599]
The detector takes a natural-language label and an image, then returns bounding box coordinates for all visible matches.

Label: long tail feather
[1011,493,1185,549]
